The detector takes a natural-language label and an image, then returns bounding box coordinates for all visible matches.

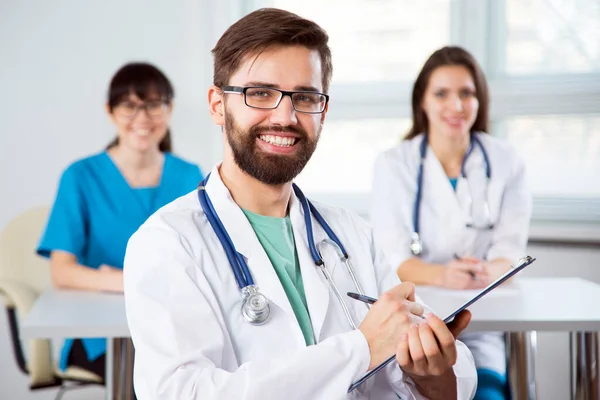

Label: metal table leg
[124,338,135,399]
[110,338,135,400]
[570,331,599,400]
[105,338,114,400]
[506,331,537,400]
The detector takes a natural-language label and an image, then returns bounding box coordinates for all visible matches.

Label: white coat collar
[204,165,331,342]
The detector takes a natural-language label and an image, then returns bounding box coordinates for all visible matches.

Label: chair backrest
[0,206,52,294]
[0,206,59,388]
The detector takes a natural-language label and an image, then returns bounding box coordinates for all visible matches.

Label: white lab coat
[124,165,477,400]
[370,132,532,373]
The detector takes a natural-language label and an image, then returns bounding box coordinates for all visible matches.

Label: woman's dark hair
[405,46,489,140]
[106,62,174,152]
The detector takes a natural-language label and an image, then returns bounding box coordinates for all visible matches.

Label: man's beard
[224,111,320,185]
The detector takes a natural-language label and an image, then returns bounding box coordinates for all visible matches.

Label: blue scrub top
[449,177,458,191]
[37,151,203,370]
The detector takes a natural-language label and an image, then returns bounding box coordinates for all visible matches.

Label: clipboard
[443,255,535,323]
[348,255,537,393]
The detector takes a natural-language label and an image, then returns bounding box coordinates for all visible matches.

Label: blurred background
[1,0,599,399]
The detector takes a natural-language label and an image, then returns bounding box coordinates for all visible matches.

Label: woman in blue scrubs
[37,62,204,381]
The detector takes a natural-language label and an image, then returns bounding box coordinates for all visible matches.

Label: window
[503,0,600,75]
[242,0,600,222]
[265,0,452,84]
[496,115,600,198]
[295,118,410,193]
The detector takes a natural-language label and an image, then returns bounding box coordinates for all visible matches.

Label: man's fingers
[402,281,416,302]
[407,300,424,317]
[447,310,472,339]
[418,323,448,375]
[425,313,458,366]
[385,281,416,302]
[408,324,426,373]
[396,333,411,369]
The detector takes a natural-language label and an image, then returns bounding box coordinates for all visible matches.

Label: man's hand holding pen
[357,282,425,371]
[350,284,471,397]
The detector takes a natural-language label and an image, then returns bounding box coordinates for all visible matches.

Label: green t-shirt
[242,208,315,346]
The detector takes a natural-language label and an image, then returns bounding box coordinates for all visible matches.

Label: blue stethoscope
[410,132,494,256]
[197,174,369,327]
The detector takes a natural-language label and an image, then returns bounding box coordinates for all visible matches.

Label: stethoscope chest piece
[241,285,270,325]
[410,232,423,256]
[199,173,365,328]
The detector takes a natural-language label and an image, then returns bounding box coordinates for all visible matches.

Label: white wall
[0,1,232,398]
[0,0,229,233]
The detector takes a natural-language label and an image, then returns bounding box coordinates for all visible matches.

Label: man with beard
[123,8,477,400]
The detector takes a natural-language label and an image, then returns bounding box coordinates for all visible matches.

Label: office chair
[0,206,103,399]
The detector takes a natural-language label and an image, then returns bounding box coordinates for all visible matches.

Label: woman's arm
[484,257,513,280]
[397,258,444,286]
[50,250,123,292]
[398,257,489,290]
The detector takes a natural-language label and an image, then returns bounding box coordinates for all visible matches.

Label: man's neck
[428,130,470,177]
[219,159,292,218]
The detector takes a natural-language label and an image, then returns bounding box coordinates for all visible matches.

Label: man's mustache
[250,125,308,139]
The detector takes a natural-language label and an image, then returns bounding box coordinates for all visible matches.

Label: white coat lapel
[288,191,331,342]
[204,167,295,321]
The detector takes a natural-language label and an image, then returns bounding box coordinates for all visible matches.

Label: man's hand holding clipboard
[347,255,537,392]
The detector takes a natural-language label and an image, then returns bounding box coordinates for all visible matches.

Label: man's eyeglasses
[222,86,329,114]
[114,100,170,119]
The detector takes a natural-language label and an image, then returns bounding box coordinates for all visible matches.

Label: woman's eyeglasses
[114,100,170,119]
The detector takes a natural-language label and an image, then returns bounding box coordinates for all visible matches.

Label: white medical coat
[370,132,532,372]
[124,166,477,399]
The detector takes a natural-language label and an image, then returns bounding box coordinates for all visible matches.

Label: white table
[417,277,600,400]
[19,289,131,400]
[19,278,600,400]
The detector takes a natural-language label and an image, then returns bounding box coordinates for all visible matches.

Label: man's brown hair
[212,8,333,93]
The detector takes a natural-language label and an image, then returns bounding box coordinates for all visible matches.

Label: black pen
[453,253,477,280]
[346,292,378,304]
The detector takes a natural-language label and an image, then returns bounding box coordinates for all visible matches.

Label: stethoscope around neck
[410,132,494,256]
[197,174,369,329]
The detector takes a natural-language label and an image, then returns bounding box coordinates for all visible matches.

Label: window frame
[233,0,600,224]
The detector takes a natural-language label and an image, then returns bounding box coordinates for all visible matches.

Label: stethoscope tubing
[198,174,369,329]
[198,176,254,288]
[412,132,492,249]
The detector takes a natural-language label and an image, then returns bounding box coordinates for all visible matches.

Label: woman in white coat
[370,46,532,400]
